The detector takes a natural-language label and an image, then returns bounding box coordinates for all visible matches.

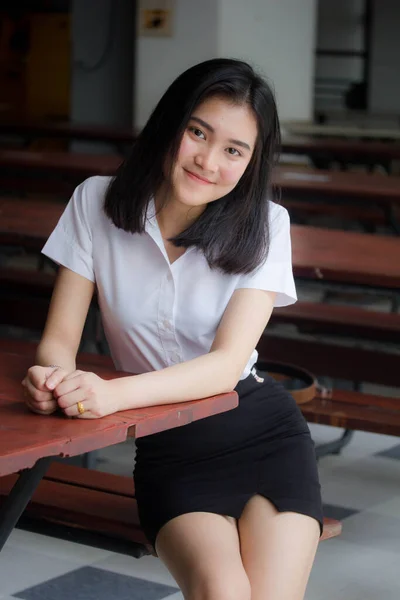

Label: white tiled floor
[0,544,83,597]
[94,553,179,588]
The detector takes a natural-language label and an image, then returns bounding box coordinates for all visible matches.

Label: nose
[194,146,218,173]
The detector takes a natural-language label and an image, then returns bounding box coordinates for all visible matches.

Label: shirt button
[163,319,172,330]
[171,352,180,363]
[167,272,173,282]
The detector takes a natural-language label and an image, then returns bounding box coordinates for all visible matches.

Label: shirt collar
[144,197,196,261]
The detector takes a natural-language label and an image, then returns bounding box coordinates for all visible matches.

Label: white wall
[134,0,317,127]
[218,0,317,122]
[135,0,219,128]
[369,0,400,113]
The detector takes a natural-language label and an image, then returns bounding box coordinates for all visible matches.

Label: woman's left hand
[51,370,118,419]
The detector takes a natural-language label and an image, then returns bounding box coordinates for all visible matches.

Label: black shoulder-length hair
[104,58,281,274]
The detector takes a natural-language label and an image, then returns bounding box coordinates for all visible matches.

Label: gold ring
[77,401,85,415]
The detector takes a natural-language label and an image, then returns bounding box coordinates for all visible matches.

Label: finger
[45,368,69,391]
[24,378,54,403]
[57,387,88,410]
[26,398,58,415]
[62,399,94,419]
[27,366,49,391]
[54,371,92,400]
[53,375,83,403]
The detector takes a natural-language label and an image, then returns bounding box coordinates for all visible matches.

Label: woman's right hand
[22,365,68,415]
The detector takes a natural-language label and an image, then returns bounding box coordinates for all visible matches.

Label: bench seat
[273,301,400,343]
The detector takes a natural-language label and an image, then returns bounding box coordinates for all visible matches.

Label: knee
[188,575,251,600]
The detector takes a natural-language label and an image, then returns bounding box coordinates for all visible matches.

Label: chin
[174,186,214,208]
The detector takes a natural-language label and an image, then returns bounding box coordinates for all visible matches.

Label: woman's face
[169,96,258,212]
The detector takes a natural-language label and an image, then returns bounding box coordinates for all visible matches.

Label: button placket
[158,270,182,366]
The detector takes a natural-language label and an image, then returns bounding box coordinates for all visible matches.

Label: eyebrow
[190,116,252,151]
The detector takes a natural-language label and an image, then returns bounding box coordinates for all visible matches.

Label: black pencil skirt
[134,370,323,549]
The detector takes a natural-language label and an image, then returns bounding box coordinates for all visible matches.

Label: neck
[154,186,204,239]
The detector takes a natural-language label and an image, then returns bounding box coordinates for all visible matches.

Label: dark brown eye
[227,147,240,156]
[189,126,205,139]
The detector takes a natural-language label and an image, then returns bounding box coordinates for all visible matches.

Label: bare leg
[239,494,320,600]
[155,511,251,600]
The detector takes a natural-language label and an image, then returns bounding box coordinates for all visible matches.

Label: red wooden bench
[281,136,400,164]
[272,302,400,344]
[281,135,400,177]
[257,334,400,392]
[274,165,400,233]
[0,149,121,179]
[0,149,120,196]
[281,197,397,231]
[0,118,138,149]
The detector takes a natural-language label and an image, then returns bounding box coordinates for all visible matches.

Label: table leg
[0,456,53,552]
[315,429,354,459]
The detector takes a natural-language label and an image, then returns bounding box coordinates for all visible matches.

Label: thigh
[238,495,320,600]
[155,512,251,600]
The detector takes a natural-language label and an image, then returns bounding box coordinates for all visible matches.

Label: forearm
[114,350,238,411]
[35,337,77,373]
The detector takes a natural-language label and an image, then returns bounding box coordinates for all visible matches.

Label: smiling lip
[184,169,214,184]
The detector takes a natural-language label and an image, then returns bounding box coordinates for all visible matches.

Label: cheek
[220,163,248,187]
[177,135,195,162]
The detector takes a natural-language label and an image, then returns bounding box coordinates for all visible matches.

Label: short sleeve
[41,179,95,282]
[235,203,297,307]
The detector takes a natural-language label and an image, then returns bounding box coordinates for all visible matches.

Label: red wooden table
[1,196,400,290]
[0,349,238,551]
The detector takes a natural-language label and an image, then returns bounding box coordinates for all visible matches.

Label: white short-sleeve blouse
[42,176,296,380]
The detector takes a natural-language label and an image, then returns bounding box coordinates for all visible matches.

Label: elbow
[214,353,245,393]
[225,373,243,393]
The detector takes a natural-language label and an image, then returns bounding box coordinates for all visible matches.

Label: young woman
[22,58,323,600]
